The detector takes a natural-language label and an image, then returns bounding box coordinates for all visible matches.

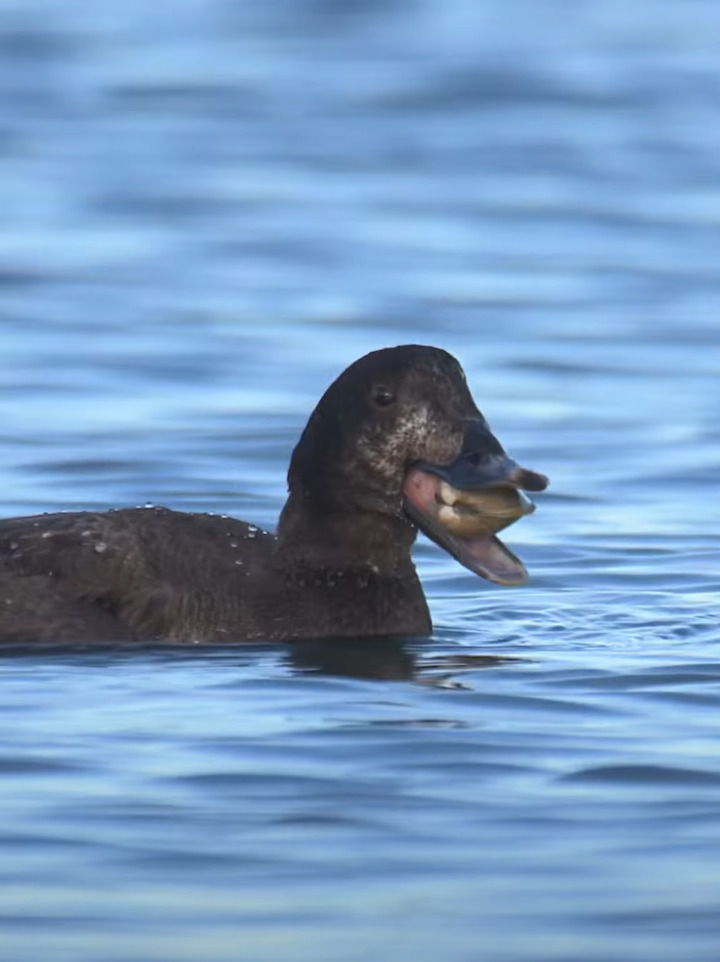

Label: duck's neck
[272,496,431,640]
[276,495,417,576]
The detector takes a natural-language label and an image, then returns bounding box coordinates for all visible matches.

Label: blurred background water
[1,0,719,960]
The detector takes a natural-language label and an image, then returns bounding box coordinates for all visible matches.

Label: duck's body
[0,507,427,642]
[0,346,547,644]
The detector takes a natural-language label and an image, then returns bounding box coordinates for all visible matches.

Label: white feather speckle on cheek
[358,404,462,484]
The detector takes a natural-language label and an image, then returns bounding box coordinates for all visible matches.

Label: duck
[0,345,548,644]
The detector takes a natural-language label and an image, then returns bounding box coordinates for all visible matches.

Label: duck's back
[0,508,276,643]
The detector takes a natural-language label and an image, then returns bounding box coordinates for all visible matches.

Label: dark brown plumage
[0,345,547,644]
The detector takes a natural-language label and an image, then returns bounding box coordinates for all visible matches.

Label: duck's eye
[372,386,396,407]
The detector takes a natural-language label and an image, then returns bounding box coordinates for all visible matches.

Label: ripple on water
[561,764,720,788]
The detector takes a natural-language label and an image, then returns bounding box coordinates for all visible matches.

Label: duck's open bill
[403,421,548,586]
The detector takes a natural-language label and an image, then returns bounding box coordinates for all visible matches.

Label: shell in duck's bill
[435,482,536,538]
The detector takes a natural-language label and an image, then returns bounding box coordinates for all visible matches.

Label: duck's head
[283,344,548,585]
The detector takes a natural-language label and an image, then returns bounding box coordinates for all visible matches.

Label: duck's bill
[402,432,548,586]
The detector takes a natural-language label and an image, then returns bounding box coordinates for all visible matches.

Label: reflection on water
[1,0,720,960]
[286,638,517,683]
[0,637,519,685]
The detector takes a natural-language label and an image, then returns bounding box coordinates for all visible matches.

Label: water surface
[1,1,719,960]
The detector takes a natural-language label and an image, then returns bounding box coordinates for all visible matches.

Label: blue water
[1,0,719,959]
